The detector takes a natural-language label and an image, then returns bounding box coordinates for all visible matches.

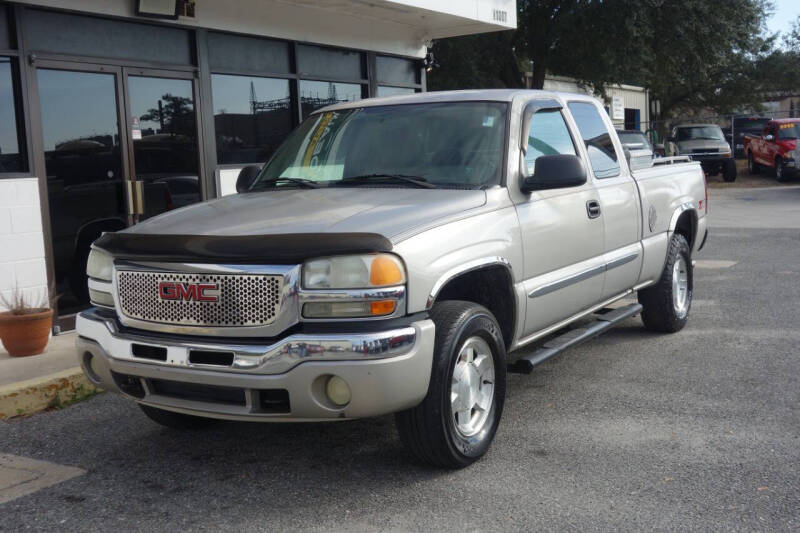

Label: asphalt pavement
[1,185,799,531]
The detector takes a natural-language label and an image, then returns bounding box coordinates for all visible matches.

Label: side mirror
[236,165,262,193]
[520,154,587,193]
[764,134,774,142]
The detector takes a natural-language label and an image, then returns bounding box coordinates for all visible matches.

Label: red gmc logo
[158,282,220,302]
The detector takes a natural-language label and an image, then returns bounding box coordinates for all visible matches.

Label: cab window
[568,101,621,178]
[524,109,576,175]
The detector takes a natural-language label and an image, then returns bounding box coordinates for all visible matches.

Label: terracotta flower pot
[0,308,53,357]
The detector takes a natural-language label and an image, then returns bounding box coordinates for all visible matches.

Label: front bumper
[76,310,435,421]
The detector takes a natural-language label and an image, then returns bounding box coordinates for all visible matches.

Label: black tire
[139,404,218,430]
[747,151,760,174]
[722,158,737,182]
[775,157,788,182]
[395,301,506,469]
[638,233,693,333]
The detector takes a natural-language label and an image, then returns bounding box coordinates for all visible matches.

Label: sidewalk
[0,332,100,420]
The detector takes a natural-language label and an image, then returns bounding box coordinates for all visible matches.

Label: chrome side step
[507,303,643,375]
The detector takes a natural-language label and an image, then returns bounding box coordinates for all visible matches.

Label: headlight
[302,254,405,289]
[86,247,113,281]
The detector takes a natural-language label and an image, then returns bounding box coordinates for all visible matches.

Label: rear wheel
[722,158,737,182]
[139,404,218,430]
[638,233,693,333]
[395,301,506,469]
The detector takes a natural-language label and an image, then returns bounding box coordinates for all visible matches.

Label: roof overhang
[18,0,517,58]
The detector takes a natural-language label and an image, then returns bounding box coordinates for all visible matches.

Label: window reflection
[37,68,124,313]
[376,86,415,97]
[299,80,362,119]
[128,76,201,218]
[0,58,24,172]
[211,74,292,164]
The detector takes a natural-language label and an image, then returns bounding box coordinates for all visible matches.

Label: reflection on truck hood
[126,187,487,242]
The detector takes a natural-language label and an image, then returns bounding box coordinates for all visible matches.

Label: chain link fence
[644,110,799,158]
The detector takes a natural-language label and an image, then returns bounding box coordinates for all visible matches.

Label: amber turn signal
[369,255,405,286]
[370,300,396,316]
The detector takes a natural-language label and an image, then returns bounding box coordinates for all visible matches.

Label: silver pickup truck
[77,90,708,468]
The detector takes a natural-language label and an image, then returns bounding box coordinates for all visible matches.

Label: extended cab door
[515,100,605,336]
[566,101,643,300]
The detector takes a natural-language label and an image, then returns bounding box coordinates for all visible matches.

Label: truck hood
[125,188,487,241]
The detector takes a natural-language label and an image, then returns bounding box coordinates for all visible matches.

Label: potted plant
[0,286,55,357]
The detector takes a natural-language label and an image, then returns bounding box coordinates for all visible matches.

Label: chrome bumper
[76,310,435,421]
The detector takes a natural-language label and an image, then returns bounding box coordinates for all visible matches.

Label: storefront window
[211,74,292,164]
[299,80,362,118]
[377,86,416,97]
[0,57,25,172]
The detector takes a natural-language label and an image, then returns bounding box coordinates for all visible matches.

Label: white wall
[0,178,48,312]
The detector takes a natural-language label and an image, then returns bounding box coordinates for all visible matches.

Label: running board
[507,303,643,375]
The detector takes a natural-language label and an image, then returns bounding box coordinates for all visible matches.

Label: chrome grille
[116,270,283,327]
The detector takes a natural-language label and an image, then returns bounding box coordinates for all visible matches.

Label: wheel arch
[669,206,698,250]
[427,259,517,349]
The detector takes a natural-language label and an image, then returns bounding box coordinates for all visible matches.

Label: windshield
[676,126,725,141]
[777,123,800,140]
[250,102,508,190]
[617,132,652,150]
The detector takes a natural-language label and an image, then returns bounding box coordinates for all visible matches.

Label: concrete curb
[0,367,102,420]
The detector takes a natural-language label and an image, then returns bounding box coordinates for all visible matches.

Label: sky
[767,0,799,39]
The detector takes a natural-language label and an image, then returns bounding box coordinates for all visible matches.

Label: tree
[428,0,777,118]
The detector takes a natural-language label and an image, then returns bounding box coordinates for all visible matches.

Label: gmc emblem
[158,282,220,302]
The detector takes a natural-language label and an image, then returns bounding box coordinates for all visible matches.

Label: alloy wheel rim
[777,164,782,179]
[672,256,689,317]
[450,336,495,437]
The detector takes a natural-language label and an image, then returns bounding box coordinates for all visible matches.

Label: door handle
[586,199,602,219]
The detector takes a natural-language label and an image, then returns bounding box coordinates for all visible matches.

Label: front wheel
[395,301,506,469]
[722,159,737,182]
[638,233,693,333]
[775,157,788,182]
[747,152,760,174]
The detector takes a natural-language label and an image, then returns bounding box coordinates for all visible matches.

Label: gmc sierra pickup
[77,90,708,468]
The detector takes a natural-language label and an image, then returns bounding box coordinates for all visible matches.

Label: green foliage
[428,0,792,118]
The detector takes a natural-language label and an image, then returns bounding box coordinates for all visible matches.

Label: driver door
[515,101,605,337]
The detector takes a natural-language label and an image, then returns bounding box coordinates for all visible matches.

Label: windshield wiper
[253,177,320,189]
[339,173,436,189]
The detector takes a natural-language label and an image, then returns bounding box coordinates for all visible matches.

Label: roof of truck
[771,118,800,124]
[314,89,598,114]
[673,123,722,129]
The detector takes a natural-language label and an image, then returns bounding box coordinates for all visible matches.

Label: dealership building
[0,0,515,330]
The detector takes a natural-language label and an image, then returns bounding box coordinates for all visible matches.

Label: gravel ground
[1,186,798,532]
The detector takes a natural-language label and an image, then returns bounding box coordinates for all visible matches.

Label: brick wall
[0,178,49,312]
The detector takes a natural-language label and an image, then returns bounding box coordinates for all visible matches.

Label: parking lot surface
[1,186,799,532]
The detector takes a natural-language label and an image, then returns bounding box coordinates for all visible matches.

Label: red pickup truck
[744,118,800,182]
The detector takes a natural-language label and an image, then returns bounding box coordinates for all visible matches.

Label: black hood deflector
[93,232,393,264]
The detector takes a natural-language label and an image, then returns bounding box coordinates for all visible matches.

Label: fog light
[326,375,351,406]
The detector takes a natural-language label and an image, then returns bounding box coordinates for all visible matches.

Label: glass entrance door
[35,66,204,321]
[125,73,202,218]
[36,66,128,315]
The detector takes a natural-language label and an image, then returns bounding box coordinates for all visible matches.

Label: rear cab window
[567,101,621,178]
